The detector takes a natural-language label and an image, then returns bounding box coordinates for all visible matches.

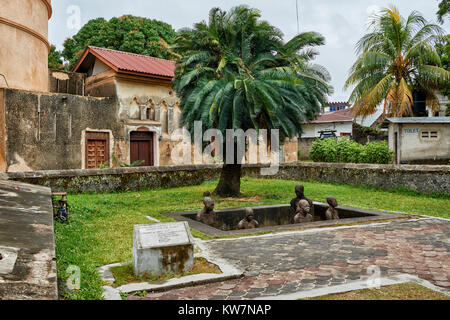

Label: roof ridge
[88,46,175,64]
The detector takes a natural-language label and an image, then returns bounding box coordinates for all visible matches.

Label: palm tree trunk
[213,141,241,197]
[214,163,242,197]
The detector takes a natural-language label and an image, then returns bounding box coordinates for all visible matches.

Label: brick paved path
[129,218,450,300]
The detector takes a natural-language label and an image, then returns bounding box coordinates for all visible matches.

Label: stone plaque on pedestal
[132,222,194,277]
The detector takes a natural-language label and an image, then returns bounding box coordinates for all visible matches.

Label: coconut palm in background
[173,5,332,197]
[345,6,450,118]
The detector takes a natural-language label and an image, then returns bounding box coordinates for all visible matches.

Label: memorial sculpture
[294,199,313,223]
[290,184,313,215]
[133,222,194,276]
[196,197,217,227]
[238,208,259,230]
[325,196,340,220]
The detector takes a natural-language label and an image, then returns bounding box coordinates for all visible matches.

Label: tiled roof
[311,107,355,123]
[73,46,176,79]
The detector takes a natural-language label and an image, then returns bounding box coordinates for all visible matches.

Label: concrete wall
[1,88,120,172]
[3,162,449,195]
[298,138,315,160]
[389,122,450,164]
[0,0,51,92]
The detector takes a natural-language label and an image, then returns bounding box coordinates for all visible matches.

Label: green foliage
[112,154,145,168]
[436,34,450,97]
[48,45,66,70]
[345,5,449,117]
[437,0,449,24]
[172,5,332,142]
[310,138,393,164]
[62,15,178,69]
[99,155,145,169]
[355,123,380,135]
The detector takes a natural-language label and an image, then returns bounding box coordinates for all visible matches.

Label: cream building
[387,117,450,165]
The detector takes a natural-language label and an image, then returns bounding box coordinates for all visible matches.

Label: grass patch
[54,178,449,300]
[303,282,450,300]
[109,257,221,288]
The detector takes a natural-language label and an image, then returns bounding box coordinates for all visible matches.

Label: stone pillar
[168,106,174,134]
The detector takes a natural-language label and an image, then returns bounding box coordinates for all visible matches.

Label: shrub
[361,141,394,164]
[310,138,393,164]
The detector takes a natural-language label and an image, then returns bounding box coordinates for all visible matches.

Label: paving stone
[219,284,237,290]
[297,284,315,291]
[210,295,227,300]
[347,260,362,265]
[126,219,450,300]
[244,271,260,277]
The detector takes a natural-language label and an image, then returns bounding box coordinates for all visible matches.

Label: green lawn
[54,177,450,300]
[303,282,450,300]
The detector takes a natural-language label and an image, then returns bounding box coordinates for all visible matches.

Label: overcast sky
[49,0,449,102]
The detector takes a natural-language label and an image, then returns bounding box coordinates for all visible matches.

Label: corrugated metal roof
[74,46,176,79]
[387,117,450,124]
[311,108,355,123]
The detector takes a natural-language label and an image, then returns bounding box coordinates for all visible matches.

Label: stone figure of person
[290,184,313,215]
[238,208,259,230]
[294,199,313,223]
[325,196,339,220]
[197,197,216,227]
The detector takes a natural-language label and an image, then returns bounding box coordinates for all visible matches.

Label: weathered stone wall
[3,88,120,171]
[298,138,315,160]
[2,165,222,193]
[243,162,450,195]
[3,162,449,195]
[48,70,86,95]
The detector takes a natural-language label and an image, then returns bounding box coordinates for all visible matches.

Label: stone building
[71,46,182,168]
[0,0,299,172]
[0,44,299,172]
[387,117,450,165]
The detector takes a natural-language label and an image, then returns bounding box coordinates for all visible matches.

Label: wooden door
[86,132,109,169]
[130,131,154,166]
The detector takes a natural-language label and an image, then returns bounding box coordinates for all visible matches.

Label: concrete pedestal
[133,222,194,277]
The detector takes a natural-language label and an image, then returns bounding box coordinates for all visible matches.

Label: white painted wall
[301,121,353,138]
[92,59,110,76]
[388,122,450,163]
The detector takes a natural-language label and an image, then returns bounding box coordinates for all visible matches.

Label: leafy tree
[62,15,178,69]
[48,45,66,70]
[436,34,450,115]
[345,6,449,117]
[173,6,332,197]
[437,0,449,24]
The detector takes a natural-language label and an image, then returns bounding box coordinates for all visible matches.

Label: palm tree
[345,6,449,118]
[172,5,332,197]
